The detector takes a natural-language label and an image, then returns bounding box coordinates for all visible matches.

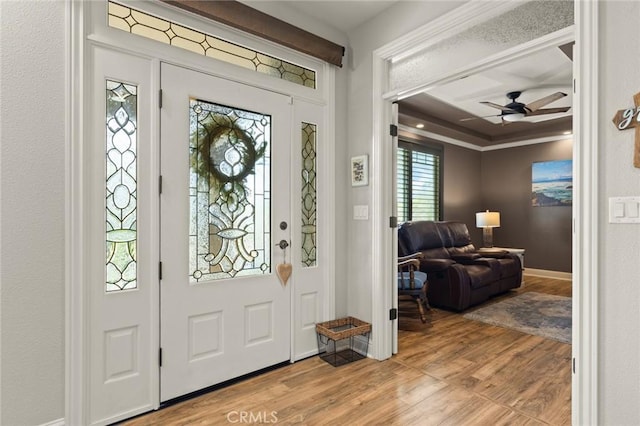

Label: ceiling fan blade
[526,106,571,116]
[459,114,499,122]
[480,101,518,112]
[525,92,567,112]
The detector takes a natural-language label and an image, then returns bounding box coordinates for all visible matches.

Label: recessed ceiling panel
[425,45,573,125]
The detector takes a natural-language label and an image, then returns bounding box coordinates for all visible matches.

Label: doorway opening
[370,1,600,424]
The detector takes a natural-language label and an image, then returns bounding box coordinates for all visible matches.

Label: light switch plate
[609,197,640,223]
[353,205,369,220]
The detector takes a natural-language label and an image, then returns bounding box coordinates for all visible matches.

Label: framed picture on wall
[532,159,573,207]
[351,155,368,186]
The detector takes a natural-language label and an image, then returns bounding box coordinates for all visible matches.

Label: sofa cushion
[398,221,444,254]
[422,247,451,260]
[439,221,472,246]
[438,221,477,255]
[448,244,477,255]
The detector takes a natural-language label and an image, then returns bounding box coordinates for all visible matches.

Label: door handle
[276,240,289,250]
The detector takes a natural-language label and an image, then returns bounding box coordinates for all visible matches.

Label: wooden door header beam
[160,0,345,67]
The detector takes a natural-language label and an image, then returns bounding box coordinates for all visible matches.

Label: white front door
[160,63,292,401]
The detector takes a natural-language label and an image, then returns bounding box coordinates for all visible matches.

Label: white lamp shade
[476,211,500,228]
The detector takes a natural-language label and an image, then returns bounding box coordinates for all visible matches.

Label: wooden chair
[397,252,430,323]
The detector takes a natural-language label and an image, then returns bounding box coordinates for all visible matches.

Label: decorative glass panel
[189,99,271,282]
[106,80,138,292]
[108,1,316,89]
[301,123,317,267]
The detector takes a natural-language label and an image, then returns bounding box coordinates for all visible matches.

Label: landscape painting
[531,160,573,207]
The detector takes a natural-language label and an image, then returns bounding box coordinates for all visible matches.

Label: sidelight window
[301,122,317,267]
[105,80,138,292]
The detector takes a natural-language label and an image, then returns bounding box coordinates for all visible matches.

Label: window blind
[397,142,442,222]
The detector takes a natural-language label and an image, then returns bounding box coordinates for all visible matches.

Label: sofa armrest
[421,258,456,272]
[450,253,481,264]
[473,257,501,270]
[477,249,508,258]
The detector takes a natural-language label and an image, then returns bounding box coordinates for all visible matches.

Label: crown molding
[398,124,573,152]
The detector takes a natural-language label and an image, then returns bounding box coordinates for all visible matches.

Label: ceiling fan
[460,91,570,123]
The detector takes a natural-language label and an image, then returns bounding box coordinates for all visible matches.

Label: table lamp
[476,210,500,247]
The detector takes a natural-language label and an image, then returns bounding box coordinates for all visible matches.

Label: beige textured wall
[598,1,640,423]
[0,1,66,424]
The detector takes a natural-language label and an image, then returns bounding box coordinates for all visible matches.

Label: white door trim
[572,1,599,423]
[371,1,598,424]
[67,1,336,423]
[66,0,87,424]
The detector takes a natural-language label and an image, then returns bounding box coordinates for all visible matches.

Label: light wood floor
[124,276,571,425]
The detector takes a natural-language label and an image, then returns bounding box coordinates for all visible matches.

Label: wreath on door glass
[191,114,267,194]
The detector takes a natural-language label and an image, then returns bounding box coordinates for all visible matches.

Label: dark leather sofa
[398,221,522,311]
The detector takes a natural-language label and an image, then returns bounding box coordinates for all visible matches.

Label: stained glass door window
[301,122,317,267]
[106,80,138,292]
[189,99,271,282]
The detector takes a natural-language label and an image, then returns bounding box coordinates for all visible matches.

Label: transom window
[108,1,316,88]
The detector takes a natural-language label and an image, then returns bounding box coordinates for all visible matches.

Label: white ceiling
[398,40,574,145]
[281,1,399,33]
[424,44,573,125]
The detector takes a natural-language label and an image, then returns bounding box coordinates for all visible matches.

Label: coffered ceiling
[398,42,574,147]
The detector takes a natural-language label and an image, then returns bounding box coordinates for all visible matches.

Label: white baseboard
[39,418,65,426]
[524,268,572,281]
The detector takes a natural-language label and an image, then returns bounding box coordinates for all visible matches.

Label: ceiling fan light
[503,112,525,122]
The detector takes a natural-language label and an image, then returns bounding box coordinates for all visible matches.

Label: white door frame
[370,1,598,425]
[66,1,336,424]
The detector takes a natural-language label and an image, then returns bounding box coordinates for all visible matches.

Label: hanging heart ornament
[276,263,292,286]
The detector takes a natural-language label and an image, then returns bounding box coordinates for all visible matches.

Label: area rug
[463,292,571,344]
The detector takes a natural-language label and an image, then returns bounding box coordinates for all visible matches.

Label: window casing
[397,141,442,223]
